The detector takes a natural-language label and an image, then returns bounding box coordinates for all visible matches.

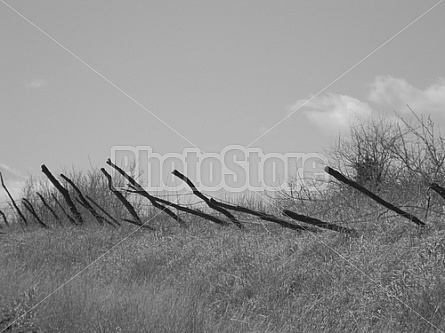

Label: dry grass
[1,214,445,332]
[2,141,445,332]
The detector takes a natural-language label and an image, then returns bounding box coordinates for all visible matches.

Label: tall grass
[2,111,445,332]
[1,214,445,332]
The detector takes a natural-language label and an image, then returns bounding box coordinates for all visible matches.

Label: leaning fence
[2,159,443,236]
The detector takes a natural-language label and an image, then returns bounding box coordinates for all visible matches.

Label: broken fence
[0,163,438,235]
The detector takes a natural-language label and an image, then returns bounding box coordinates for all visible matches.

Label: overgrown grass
[2,120,445,333]
[1,215,445,332]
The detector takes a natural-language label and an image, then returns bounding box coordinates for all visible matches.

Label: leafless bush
[280,108,445,225]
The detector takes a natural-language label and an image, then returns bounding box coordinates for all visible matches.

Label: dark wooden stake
[0,171,28,225]
[0,209,9,227]
[106,159,187,226]
[430,183,445,200]
[36,192,61,224]
[60,173,107,226]
[106,159,229,226]
[172,170,243,229]
[283,209,357,235]
[86,195,121,226]
[100,168,143,226]
[22,198,49,228]
[41,165,83,224]
[325,166,424,226]
[52,193,77,225]
[210,199,318,232]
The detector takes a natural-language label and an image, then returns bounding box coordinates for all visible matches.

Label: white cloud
[0,163,25,179]
[294,76,445,131]
[368,76,445,113]
[292,93,373,131]
[25,78,48,89]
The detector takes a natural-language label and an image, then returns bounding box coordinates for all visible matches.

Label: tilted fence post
[106,158,229,227]
[36,192,62,225]
[325,166,424,226]
[0,209,10,227]
[100,168,142,227]
[51,193,76,225]
[60,173,110,226]
[283,209,357,235]
[172,170,243,229]
[211,199,318,232]
[106,159,183,227]
[0,171,28,225]
[22,198,49,229]
[41,165,83,225]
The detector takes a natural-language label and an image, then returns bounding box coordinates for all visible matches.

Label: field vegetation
[1,111,445,332]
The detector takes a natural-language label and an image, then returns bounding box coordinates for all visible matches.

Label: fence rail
[0,163,435,235]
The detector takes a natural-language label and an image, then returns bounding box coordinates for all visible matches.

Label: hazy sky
[1,1,445,202]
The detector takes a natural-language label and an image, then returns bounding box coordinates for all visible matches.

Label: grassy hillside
[2,114,445,332]
[1,215,445,332]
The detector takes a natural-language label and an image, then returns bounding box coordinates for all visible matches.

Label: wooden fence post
[0,171,28,225]
[325,166,424,226]
[172,170,243,229]
[41,165,83,224]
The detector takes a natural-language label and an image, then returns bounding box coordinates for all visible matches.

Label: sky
[1,1,445,204]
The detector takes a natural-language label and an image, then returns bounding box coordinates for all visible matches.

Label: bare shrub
[280,108,445,227]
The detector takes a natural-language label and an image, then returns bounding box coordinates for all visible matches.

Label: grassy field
[1,212,445,332]
[2,114,445,332]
